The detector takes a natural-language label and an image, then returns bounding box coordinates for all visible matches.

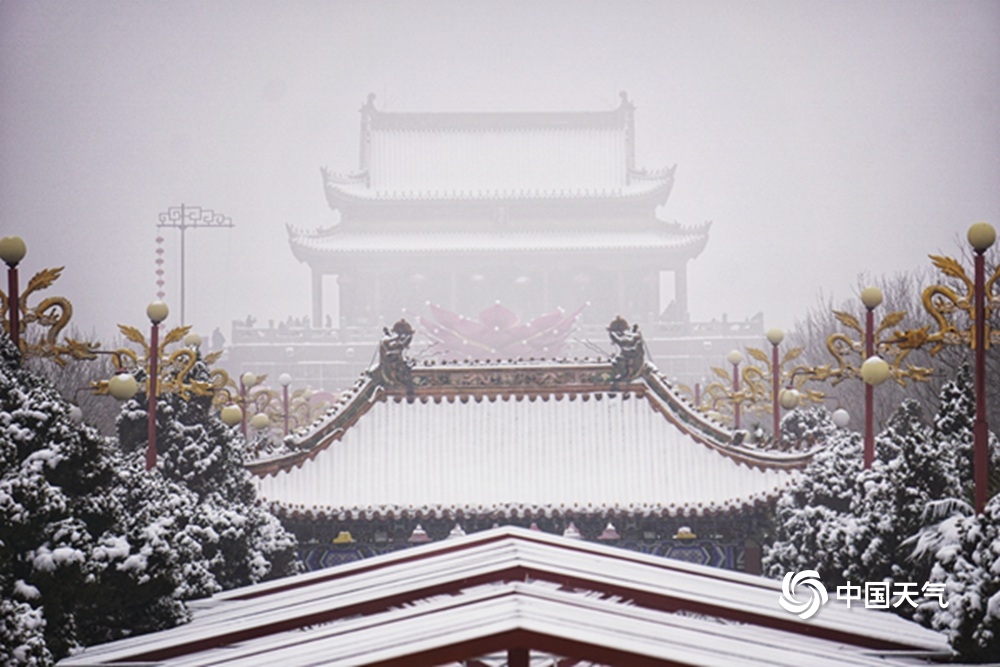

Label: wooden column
[542,270,550,312]
[675,262,689,322]
[616,271,625,315]
[508,647,530,667]
[450,271,458,312]
[311,268,323,329]
[374,272,383,325]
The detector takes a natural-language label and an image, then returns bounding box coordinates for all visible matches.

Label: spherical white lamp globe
[146,301,169,324]
[779,388,800,410]
[968,222,996,252]
[860,286,883,310]
[108,372,138,401]
[860,356,891,386]
[220,403,243,427]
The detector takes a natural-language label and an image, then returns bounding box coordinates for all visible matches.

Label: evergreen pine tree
[911,495,1000,661]
[0,334,202,664]
[115,348,299,590]
[845,398,959,593]
[906,366,1000,660]
[763,408,862,583]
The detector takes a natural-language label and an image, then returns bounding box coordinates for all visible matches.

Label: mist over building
[227,93,760,392]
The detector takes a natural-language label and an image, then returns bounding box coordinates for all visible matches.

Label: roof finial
[372,318,415,392]
[608,316,645,383]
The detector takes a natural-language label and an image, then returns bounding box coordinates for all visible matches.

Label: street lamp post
[727,349,744,430]
[766,328,784,444]
[157,204,234,325]
[859,287,885,468]
[279,373,292,437]
[968,222,996,513]
[239,371,257,441]
[860,352,890,467]
[0,236,26,351]
[146,301,169,470]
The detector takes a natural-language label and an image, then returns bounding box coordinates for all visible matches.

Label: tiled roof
[249,357,812,520]
[59,527,951,666]
[322,92,676,204]
[286,220,710,258]
[322,166,675,204]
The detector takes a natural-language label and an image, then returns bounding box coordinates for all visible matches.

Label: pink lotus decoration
[419,302,587,360]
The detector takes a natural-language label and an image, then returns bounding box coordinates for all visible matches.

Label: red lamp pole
[727,350,743,430]
[973,248,988,513]
[283,384,290,437]
[147,322,159,470]
[145,301,169,470]
[0,236,26,351]
[772,342,780,440]
[767,328,784,444]
[968,223,995,513]
[6,262,19,350]
[864,309,875,468]
[240,379,249,441]
[279,373,293,437]
[239,372,256,441]
[861,287,882,469]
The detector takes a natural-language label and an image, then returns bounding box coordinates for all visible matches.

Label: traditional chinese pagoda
[249,319,811,572]
[228,94,758,393]
[288,92,708,329]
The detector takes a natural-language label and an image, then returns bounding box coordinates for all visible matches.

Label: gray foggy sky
[1,1,998,346]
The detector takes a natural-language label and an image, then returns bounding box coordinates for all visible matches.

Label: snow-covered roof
[249,354,812,520]
[58,527,950,666]
[286,220,710,262]
[319,92,675,206]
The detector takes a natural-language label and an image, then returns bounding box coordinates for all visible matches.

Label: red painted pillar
[508,647,530,667]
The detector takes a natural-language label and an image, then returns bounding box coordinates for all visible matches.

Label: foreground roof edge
[58,526,950,667]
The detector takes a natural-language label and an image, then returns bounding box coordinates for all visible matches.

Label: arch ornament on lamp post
[91,315,224,470]
[741,329,826,444]
[0,236,100,363]
[0,235,26,351]
[696,333,824,446]
[912,222,999,513]
[795,286,934,468]
[701,350,754,431]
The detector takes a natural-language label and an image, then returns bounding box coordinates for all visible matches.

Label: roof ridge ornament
[608,316,646,383]
[372,319,415,393]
